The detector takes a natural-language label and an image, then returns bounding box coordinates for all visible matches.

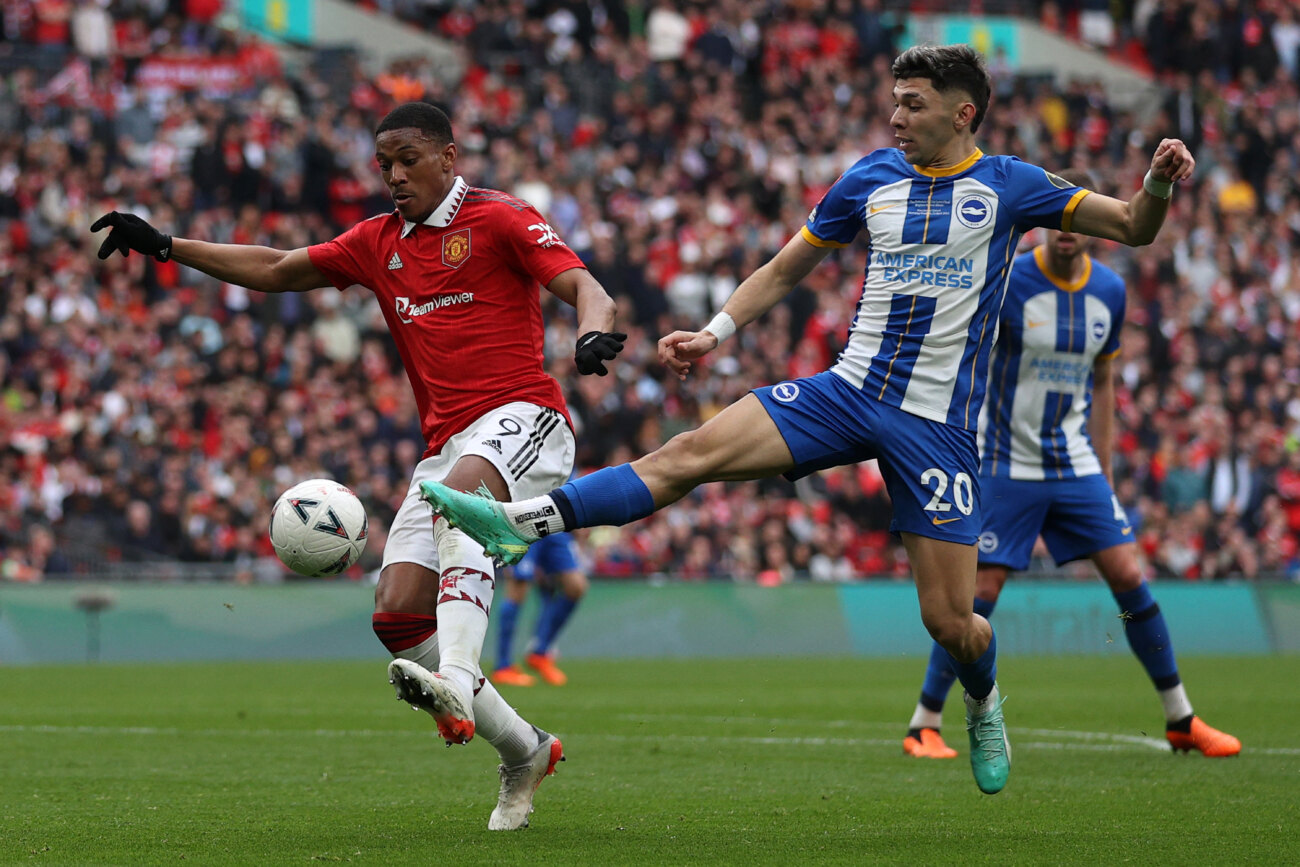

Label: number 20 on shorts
[921,468,974,515]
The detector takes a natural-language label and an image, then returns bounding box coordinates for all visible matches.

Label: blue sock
[494,598,521,669]
[533,595,579,655]
[551,464,655,530]
[948,629,998,701]
[1114,583,1181,690]
[920,597,997,709]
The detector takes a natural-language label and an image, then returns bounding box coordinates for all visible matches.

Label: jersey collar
[1033,245,1092,292]
[912,148,983,178]
[400,176,468,238]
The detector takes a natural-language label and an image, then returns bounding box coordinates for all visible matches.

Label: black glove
[90,211,173,262]
[574,330,626,376]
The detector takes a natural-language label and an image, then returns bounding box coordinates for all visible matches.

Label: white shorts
[382,402,575,572]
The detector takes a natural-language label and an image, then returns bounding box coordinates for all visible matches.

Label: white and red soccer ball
[269,479,368,577]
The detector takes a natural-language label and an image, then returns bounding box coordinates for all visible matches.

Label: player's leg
[1091,543,1241,756]
[420,392,797,563]
[876,407,1008,793]
[1044,475,1240,757]
[907,542,1007,787]
[492,573,536,687]
[378,406,570,827]
[373,462,474,744]
[405,451,509,742]
[904,474,1045,758]
[526,534,588,685]
[905,566,1006,758]
[375,470,514,749]
[906,533,1009,793]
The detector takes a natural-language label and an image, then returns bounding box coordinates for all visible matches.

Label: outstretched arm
[92,211,330,293]
[1068,138,1195,247]
[659,232,831,379]
[170,241,330,294]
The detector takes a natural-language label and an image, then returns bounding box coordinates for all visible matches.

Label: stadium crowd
[1,0,1299,584]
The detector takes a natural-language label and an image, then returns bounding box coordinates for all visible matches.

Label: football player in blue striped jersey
[419,45,1197,795]
[903,168,1239,760]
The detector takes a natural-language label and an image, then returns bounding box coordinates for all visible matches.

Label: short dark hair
[1053,167,1099,190]
[375,102,454,144]
[891,44,992,133]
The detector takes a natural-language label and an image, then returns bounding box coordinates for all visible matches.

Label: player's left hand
[658,330,717,380]
[1149,138,1194,184]
[574,330,626,376]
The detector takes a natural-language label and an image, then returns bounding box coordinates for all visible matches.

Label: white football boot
[488,726,565,830]
[387,658,476,745]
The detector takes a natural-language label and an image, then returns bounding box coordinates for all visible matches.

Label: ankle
[441,665,478,698]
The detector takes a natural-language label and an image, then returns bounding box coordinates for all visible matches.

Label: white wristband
[1143,170,1173,199]
[703,311,736,344]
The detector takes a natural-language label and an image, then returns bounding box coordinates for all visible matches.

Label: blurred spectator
[2,0,1300,583]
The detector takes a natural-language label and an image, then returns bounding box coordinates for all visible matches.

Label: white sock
[909,703,943,731]
[965,683,1001,716]
[1159,683,1194,723]
[473,679,541,763]
[501,495,566,541]
[396,633,440,671]
[433,517,495,697]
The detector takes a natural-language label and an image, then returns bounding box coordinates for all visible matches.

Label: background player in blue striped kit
[420,45,1197,796]
[902,169,1241,761]
[492,532,588,687]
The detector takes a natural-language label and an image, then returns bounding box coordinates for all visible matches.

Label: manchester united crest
[442,229,471,268]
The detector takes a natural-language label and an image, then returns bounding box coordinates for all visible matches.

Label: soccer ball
[269,479,368,577]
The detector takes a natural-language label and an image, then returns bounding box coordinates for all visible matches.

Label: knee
[373,575,405,614]
[920,608,969,650]
[974,569,1008,603]
[563,570,589,600]
[1105,566,1144,594]
[375,563,438,614]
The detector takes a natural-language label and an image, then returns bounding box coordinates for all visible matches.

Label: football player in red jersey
[90,102,625,830]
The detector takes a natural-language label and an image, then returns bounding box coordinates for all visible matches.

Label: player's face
[1045,228,1089,260]
[375,129,457,222]
[891,78,970,167]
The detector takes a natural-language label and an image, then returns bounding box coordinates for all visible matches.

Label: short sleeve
[504,206,586,286]
[1002,160,1093,234]
[802,172,865,248]
[308,219,380,292]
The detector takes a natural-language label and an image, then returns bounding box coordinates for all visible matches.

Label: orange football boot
[525,652,568,686]
[903,727,959,758]
[492,665,536,687]
[1166,716,1241,757]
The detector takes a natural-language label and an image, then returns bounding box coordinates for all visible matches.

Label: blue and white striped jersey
[981,247,1126,480]
[802,148,1089,430]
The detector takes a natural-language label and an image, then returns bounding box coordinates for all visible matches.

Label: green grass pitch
[2,656,1296,864]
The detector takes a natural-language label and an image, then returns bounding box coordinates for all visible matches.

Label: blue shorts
[512,531,580,582]
[977,474,1134,570]
[753,371,981,544]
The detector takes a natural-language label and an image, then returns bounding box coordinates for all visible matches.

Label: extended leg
[420,394,796,563]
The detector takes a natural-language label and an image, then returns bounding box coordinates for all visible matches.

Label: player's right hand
[658,330,717,380]
[90,211,173,262]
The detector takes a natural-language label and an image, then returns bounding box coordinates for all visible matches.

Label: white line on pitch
[2,723,1294,755]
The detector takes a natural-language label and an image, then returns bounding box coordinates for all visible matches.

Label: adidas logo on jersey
[387,253,403,270]
[483,439,502,454]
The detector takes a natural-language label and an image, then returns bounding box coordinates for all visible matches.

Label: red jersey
[308,178,583,456]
